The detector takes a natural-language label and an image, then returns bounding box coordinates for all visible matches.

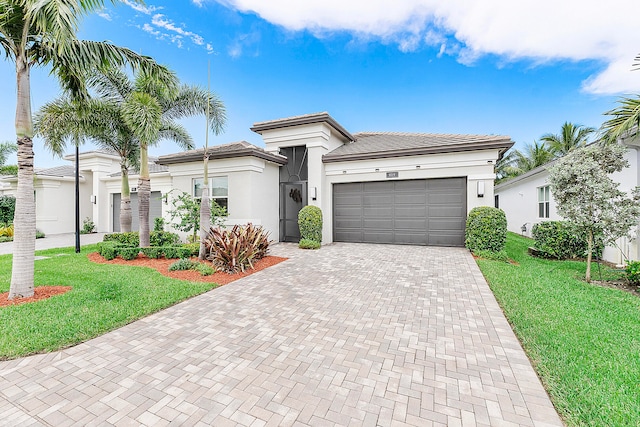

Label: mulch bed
[0,286,72,308]
[87,252,288,285]
[0,254,287,308]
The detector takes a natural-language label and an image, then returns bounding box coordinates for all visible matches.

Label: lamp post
[75,145,80,253]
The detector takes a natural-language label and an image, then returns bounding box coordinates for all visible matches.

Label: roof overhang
[251,112,355,142]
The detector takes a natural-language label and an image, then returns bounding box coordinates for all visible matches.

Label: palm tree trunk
[9,55,36,299]
[138,145,150,247]
[120,163,132,232]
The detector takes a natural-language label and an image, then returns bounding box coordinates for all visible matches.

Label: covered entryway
[333,177,467,246]
[112,191,163,232]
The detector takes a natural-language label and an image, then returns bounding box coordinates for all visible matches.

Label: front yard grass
[477,233,640,427]
[0,244,217,360]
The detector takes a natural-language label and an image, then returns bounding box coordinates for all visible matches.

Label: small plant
[119,247,140,261]
[81,217,95,234]
[169,258,197,271]
[168,190,227,243]
[298,205,322,243]
[97,283,121,301]
[182,242,200,256]
[35,229,45,239]
[203,223,270,273]
[625,261,640,285]
[299,238,321,250]
[0,195,15,224]
[0,223,14,237]
[98,242,121,260]
[465,206,507,253]
[104,232,139,247]
[163,247,179,259]
[153,217,165,232]
[195,262,215,276]
[149,231,181,247]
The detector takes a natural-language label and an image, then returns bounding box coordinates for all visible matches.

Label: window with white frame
[538,185,550,218]
[193,176,228,210]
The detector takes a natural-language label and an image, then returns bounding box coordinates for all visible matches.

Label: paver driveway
[0,243,563,426]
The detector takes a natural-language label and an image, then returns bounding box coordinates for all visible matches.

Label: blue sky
[1,0,639,168]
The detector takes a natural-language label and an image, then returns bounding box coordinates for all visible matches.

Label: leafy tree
[0,0,172,299]
[601,96,640,142]
[541,121,595,157]
[548,143,640,282]
[0,142,17,175]
[168,191,227,243]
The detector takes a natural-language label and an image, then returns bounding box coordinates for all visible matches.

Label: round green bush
[465,206,507,253]
[298,205,323,243]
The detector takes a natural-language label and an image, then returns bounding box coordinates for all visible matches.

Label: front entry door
[280,182,307,242]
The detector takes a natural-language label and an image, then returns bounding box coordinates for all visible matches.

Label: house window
[538,186,550,218]
[193,177,228,210]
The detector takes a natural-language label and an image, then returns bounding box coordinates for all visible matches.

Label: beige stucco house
[1,112,513,246]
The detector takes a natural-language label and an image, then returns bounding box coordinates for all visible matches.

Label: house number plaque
[386,172,399,178]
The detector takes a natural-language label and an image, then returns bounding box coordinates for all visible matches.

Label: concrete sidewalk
[0,243,562,426]
[0,232,106,256]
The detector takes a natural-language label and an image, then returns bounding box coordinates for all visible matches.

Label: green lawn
[0,244,217,360]
[477,233,640,427]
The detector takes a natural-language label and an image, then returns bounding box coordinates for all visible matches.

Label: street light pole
[75,145,80,253]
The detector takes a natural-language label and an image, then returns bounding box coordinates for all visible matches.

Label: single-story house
[494,133,640,266]
[1,112,513,246]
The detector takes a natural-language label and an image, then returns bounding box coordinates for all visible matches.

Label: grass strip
[477,233,640,426]
[0,244,217,360]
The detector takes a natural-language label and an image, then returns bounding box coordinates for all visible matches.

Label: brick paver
[0,243,563,426]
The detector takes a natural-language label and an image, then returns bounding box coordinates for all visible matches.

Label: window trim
[537,185,550,219]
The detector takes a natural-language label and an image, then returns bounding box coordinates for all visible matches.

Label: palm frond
[162,85,227,135]
[159,121,194,150]
[601,96,640,142]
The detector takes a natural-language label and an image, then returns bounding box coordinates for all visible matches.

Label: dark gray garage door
[113,191,163,232]
[333,178,467,246]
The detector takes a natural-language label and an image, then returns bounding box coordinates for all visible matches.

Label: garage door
[113,191,163,232]
[333,178,466,246]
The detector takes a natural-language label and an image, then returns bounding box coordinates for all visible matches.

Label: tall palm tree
[0,0,172,299]
[95,67,225,247]
[513,141,554,174]
[540,121,595,157]
[35,97,140,232]
[601,96,640,143]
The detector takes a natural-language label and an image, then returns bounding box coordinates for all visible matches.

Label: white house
[1,112,513,246]
[495,134,640,265]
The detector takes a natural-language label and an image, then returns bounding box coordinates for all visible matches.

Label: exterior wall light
[310,186,317,201]
[477,181,485,198]
[90,195,97,205]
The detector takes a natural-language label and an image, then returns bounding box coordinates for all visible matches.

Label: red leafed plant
[203,223,271,273]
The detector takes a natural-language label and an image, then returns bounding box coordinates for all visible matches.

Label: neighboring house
[1,112,513,246]
[495,134,640,265]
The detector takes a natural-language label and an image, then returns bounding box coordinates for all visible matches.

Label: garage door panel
[394,231,428,245]
[334,178,466,247]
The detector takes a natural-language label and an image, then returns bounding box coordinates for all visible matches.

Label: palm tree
[96,67,226,247]
[35,97,140,232]
[540,122,595,157]
[511,141,554,175]
[0,142,17,174]
[0,0,172,299]
[601,96,640,142]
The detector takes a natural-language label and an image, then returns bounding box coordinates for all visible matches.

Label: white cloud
[97,10,112,21]
[215,0,640,94]
[122,0,161,15]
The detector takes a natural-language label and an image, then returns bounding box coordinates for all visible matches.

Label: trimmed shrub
[141,247,163,259]
[299,238,321,250]
[169,258,197,271]
[103,232,139,247]
[298,205,323,243]
[465,206,507,253]
[150,231,181,247]
[176,247,192,259]
[153,217,165,232]
[0,196,15,224]
[532,221,603,260]
[625,261,640,285]
[204,223,271,273]
[163,246,179,259]
[98,242,119,260]
[183,242,200,257]
[118,247,140,261]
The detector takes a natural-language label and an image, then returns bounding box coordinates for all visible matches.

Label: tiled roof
[250,112,355,142]
[157,141,287,165]
[35,165,81,178]
[323,132,514,162]
[108,160,168,177]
